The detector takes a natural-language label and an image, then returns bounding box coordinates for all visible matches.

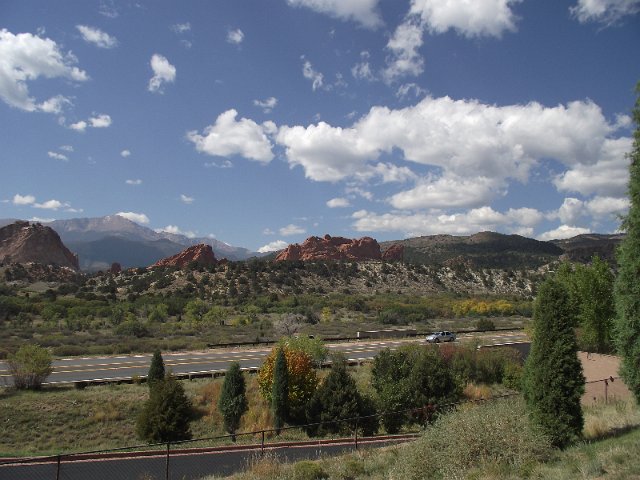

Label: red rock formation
[109,262,122,274]
[275,235,382,261]
[0,221,79,270]
[382,243,404,261]
[150,243,217,269]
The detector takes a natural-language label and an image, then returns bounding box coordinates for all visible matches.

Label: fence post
[165,442,170,480]
[354,416,359,450]
[261,431,265,455]
[56,454,61,480]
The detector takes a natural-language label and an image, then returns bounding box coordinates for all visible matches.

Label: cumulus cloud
[12,193,36,205]
[327,197,351,208]
[410,0,521,38]
[227,28,244,44]
[352,205,545,237]
[34,199,68,210]
[570,0,640,25]
[180,194,194,204]
[68,113,111,132]
[586,196,629,217]
[383,19,425,82]
[116,211,150,224]
[76,25,117,48]
[156,225,196,238]
[148,54,176,93]
[187,109,274,163]
[258,240,289,253]
[120,149,131,157]
[29,216,55,223]
[171,22,191,34]
[48,151,68,161]
[253,96,278,113]
[302,59,324,91]
[538,225,591,241]
[0,29,88,112]
[125,179,142,185]
[286,0,383,28]
[279,224,306,236]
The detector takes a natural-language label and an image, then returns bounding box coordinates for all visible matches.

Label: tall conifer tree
[272,348,289,434]
[218,362,248,441]
[523,278,584,449]
[147,349,165,386]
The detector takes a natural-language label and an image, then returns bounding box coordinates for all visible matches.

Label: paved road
[0,331,528,386]
[0,436,414,480]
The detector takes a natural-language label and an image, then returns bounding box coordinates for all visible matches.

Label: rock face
[382,243,404,261]
[275,235,382,261]
[151,243,217,269]
[108,262,122,274]
[0,221,79,270]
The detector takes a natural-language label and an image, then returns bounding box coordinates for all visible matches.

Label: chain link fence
[0,393,518,480]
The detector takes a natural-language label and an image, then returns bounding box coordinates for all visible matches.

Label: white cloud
[69,120,87,132]
[171,22,191,34]
[29,216,55,223]
[396,82,426,99]
[204,160,233,168]
[570,0,640,25]
[34,199,67,210]
[327,197,351,208]
[351,205,544,236]
[39,95,72,114]
[48,151,68,161]
[68,113,111,132]
[116,211,150,224]
[351,52,375,81]
[12,193,35,205]
[263,228,275,235]
[125,179,142,185]
[279,224,306,236]
[60,145,74,152]
[253,96,278,113]
[148,54,176,93]
[302,59,324,91]
[555,197,586,225]
[286,0,383,28]
[383,19,425,82]
[586,196,629,217]
[120,149,131,157]
[156,225,196,238]
[187,109,274,163]
[410,0,522,38]
[554,137,631,197]
[346,186,373,201]
[227,28,244,44]
[258,240,289,253]
[180,194,195,204]
[0,29,88,112]
[538,225,591,241]
[389,174,502,209]
[76,25,117,48]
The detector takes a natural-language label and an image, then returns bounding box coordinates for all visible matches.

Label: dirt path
[579,352,632,405]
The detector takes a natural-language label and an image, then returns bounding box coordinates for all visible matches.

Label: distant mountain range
[0,215,261,271]
[0,216,624,272]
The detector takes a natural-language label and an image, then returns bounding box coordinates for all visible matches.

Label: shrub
[292,461,326,480]
[136,375,193,443]
[7,344,52,390]
[390,398,552,479]
[272,348,288,434]
[475,318,496,331]
[218,362,248,440]
[147,350,165,386]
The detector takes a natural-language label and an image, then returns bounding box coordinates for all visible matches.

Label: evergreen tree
[147,349,165,386]
[305,355,378,437]
[136,374,193,443]
[271,348,289,434]
[523,278,584,449]
[218,362,248,441]
[614,83,640,402]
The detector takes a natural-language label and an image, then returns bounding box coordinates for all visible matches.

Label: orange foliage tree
[257,346,318,422]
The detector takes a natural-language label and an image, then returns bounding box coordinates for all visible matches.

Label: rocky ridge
[275,234,403,262]
[150,243,218,269]
[0,221,79,270]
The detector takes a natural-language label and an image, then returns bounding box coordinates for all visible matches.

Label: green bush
[475,318,496,331]
[7,344,53,390]
[292,461,326,480]
[390,398,552,479]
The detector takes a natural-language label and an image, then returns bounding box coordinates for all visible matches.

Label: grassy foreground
[215,399,640,480]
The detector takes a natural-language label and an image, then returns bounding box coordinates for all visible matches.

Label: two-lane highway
[0,330,528,386]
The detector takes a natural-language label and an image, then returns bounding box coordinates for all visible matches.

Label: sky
[1,0,639,252]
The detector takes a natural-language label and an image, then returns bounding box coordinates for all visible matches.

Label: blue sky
[1,0,639,252]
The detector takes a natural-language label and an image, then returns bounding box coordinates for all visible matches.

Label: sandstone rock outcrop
[0,221,79,270]
[382,243,404,261]
[275,235,382,261]
[150,243,217,269]
[109,262,122,274]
